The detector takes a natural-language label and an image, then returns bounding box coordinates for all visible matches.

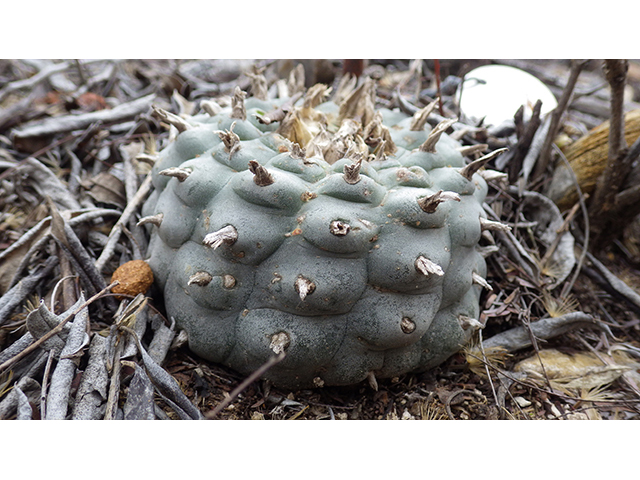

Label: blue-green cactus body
[142,90,497,389]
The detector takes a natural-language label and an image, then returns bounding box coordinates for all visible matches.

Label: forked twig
[478,329,499,411]
[206,352,286,419]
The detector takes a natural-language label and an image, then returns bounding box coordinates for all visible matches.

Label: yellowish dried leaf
[514,348,632,394]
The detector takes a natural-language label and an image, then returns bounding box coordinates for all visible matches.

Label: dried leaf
[123,363,156,420]
[128,329,202,419]
[0,218,50,295]
[72,334,109,420]
[518,190,575,288]
[45,296,89,419]
[0,376,40,420]
[14,385,33,420]
[25,300,69,354]
[83,172,126,208]
[514,349,631,393]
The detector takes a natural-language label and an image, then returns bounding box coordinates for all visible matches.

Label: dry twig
[590,60,630,246]
[533,60,588,181]
[206,352,286,419]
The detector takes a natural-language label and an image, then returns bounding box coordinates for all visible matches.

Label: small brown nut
[110,260,154,298]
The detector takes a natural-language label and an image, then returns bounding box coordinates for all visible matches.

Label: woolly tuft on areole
[140,74,508,389]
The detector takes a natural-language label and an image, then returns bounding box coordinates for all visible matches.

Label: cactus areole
[141,79,504,389]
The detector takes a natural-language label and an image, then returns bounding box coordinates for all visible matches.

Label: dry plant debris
[2,59,640,420]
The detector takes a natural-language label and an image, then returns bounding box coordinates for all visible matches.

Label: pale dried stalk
[104,331,125,420]
[482,312,611,352]
[0,60,72,103]
[13,94,155,139]
[94,174,154,273]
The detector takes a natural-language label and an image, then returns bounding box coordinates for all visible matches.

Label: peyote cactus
[141,75,506,389]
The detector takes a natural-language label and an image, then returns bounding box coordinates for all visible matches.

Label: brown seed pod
[110,260,154,298]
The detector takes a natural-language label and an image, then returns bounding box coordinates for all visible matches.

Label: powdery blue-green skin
[142,99,490,389]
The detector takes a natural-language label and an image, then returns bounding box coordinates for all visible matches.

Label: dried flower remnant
[137,213,163,228]
[472,272,493,291]
[270,332,290,355]
[217,122,241,156]
[330,220,351,236]
[230,86,247,120]
[409,100,439,132]
[479,218,511,232]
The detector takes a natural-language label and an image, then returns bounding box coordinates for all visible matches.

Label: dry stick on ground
[589,60,630,247]
[532,60,588,182]
[39,349,56,420]
[482,311,612,352]
[104,334,125,420]
[581,248,640,313]
[478,329,500,412]
[445,389,487,420]
[11,94,155,140]
[0,60,72,103]
[0,208,122,265]
[118,325,202,420]
[94,174,154,273]
[46,299,89,420]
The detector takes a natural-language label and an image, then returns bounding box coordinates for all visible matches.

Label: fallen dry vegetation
[2,59,640,420]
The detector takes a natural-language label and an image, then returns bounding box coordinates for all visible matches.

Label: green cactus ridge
[141,81,505,388]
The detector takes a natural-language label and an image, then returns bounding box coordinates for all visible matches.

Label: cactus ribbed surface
[141,78,503,388]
